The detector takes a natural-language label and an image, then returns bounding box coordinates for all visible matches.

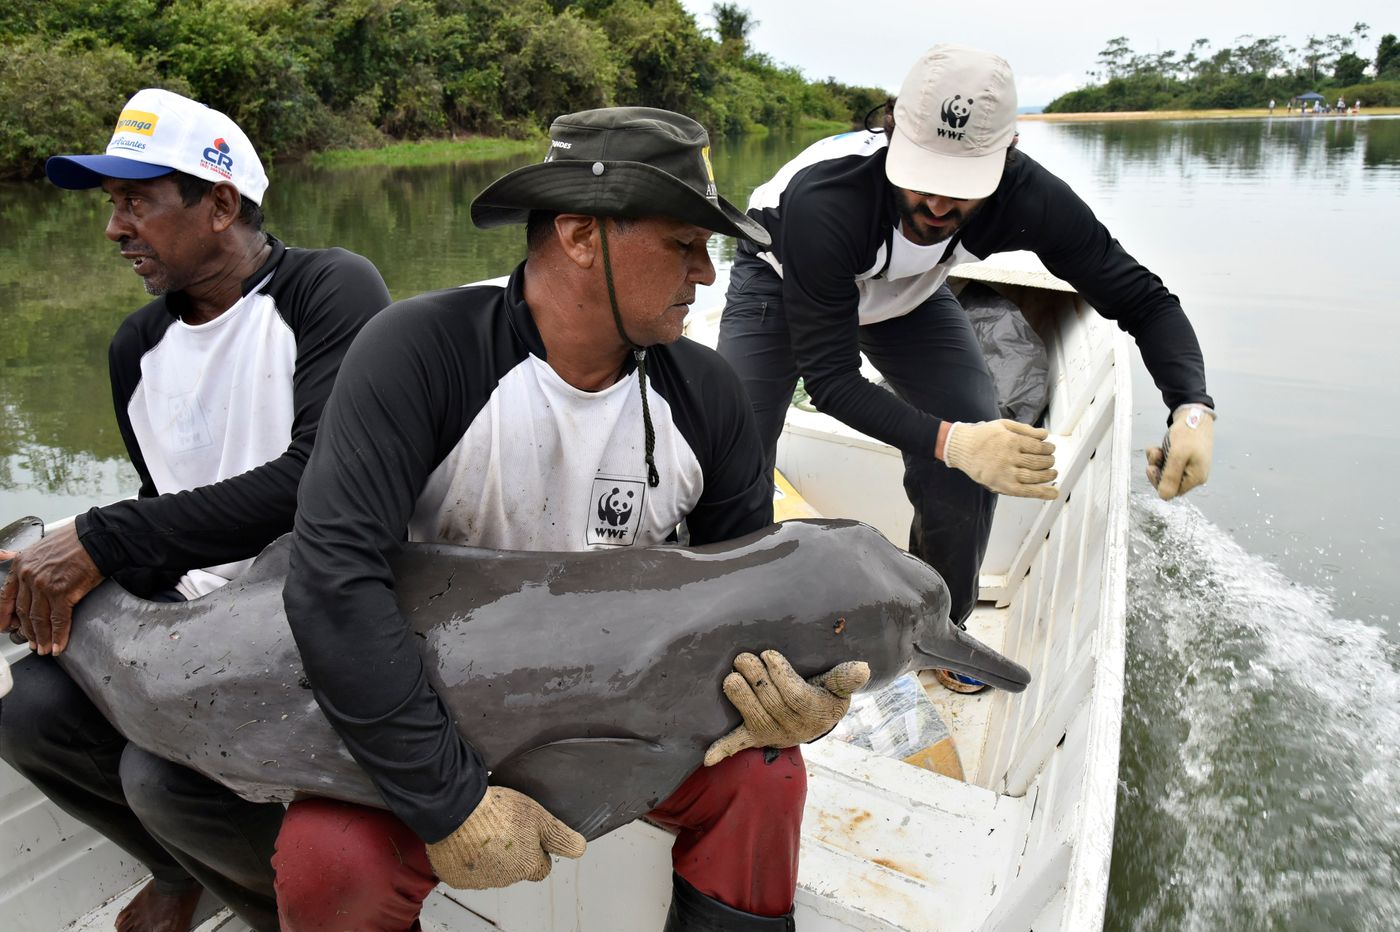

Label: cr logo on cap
[201,137,234,175]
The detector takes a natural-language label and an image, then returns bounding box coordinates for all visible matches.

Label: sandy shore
[1021,107,1400,122]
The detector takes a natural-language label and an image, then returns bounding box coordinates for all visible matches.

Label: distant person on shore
[0,88,391,931]
[716,44,1215,666]
[1288,99,1293,113]
[1269,98,1276,114]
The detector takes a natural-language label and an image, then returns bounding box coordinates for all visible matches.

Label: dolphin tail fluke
[914,624,1032,693]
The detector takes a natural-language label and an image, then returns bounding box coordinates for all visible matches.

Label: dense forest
[1046,26,1400,112]
[0,0,887,179]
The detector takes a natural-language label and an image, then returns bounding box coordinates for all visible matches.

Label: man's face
[606,217,716,346]
[893,188,985,247]
[101,176,210,296]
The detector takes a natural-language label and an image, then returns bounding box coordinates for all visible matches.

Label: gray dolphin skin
[1,515,1029,840]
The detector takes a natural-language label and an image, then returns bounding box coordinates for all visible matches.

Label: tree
[1301,35,1328,83]
[1333,52,1367,86]
[1377,34,1400,79]
[1096,36,1133,80]
[711,3,756,45]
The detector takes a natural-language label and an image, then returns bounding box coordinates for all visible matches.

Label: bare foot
[116,879,203,932]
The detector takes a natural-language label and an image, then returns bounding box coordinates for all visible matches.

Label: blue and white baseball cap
[45,88,269,205]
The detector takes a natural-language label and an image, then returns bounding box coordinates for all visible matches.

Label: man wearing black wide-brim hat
[278,108,869,931]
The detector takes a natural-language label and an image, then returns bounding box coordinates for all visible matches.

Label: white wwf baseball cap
[46,88,269,205]
[886,45,1017,200]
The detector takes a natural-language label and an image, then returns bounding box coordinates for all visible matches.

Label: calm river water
[2,115,1397,929]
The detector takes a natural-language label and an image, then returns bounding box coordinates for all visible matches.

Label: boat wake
[1108,491,1399,931]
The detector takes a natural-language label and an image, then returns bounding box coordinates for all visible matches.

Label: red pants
[272,746,805,930]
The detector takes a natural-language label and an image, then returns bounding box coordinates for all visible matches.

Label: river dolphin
[1,515,1029,839]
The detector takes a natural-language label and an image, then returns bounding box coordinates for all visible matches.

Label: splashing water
[1107,492,1400,930]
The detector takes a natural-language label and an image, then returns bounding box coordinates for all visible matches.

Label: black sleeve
[778,196,942,459]
[282,302,488,844]
[670,346,774,546]
[74,251,391,576]
[977,160,1213,413]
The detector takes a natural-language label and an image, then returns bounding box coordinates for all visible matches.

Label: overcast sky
[679,0,1394,106]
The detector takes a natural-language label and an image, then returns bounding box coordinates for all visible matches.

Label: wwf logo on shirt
[938,95,974,138]
[587,476,645,547]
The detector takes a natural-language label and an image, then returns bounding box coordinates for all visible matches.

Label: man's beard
[896,198,978,247]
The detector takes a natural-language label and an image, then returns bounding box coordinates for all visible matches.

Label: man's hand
[426,785,586,889]
[942,419,1059,500]
[704,649,870,766]
[0,524,104,655]
[1147,404,1215,500]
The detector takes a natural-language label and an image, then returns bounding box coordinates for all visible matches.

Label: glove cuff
[425,788,508,886]
[943,422,973,469]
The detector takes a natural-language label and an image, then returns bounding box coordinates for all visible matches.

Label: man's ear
[208,182,243,233]
[554,214,599,270]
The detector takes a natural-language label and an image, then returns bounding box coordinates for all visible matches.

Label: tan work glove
[1146,403,1215,500]
[426,786,586,889]
[704,649,870,767]
[943,419,1059,500]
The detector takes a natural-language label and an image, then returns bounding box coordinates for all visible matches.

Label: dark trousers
[0,627,283,931]
[717,261,999,624]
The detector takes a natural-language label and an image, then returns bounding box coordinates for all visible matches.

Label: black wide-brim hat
[470,107,770,247]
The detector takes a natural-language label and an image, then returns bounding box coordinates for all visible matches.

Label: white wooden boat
[0,252,1130,931]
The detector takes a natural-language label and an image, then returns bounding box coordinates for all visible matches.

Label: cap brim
[45,154,174,190]
[884,127,1005,200]
[471,161,771,248]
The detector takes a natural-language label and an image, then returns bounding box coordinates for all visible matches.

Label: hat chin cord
[598,220,660,489]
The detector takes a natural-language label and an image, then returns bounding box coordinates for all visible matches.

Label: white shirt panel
[855,236,976,325]
[409,356,704,551]
[126,278,295,597]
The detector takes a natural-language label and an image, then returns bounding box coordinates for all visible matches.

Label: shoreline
[301,117,848,169]
[306,136,543,169]
[1021,107,1400,123]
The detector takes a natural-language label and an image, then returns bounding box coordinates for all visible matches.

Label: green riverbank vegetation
[0,1,887,180]
[1046,25,1400,113]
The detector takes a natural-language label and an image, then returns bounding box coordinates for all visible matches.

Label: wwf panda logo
[940,95,974,129]
[589,476,645,546]
[597,486,635,527]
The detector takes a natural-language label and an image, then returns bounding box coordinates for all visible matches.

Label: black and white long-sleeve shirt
[737,130,1212,458]
[74,237,390,598]
[283,264,772,842]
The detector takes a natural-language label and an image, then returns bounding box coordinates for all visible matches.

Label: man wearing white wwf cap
[0,88,390,931]
[718,44,1213,657]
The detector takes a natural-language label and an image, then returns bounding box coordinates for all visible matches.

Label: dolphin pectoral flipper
[491,736,680,841]
[914,626,1032,694]
[0,516,45,556]
[2,517,47,650]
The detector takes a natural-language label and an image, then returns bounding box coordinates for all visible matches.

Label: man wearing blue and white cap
[0,88,390,931]
[718,45,1214,677]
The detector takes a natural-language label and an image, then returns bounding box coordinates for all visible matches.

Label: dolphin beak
[914,625,1031,693]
